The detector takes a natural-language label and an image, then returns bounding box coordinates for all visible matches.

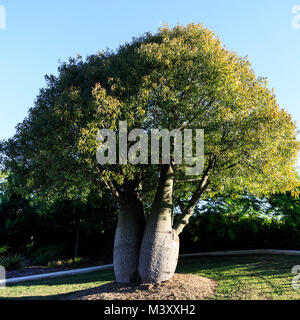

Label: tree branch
[176,198,186,213]
[173,159,215,235]
[96,164,123,201]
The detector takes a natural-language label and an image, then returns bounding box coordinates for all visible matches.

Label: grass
[0,254,300,300]
[0,269,115,300]
[178,254,300,300]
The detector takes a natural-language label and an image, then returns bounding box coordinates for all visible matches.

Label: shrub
[47,257,88,268]
[0,254,24,271]
[0,246,9,255]
[30,244,66,265]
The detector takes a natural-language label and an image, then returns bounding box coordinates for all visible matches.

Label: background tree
[180,190,300,252]
[1,24,299,284]
[0,172,118,263]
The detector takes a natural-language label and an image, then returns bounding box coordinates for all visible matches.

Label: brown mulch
[67,273,218,300]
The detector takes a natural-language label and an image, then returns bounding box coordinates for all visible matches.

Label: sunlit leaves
[0,23,299,205]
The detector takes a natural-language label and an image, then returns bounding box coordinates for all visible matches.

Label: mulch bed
[67,273,218,300]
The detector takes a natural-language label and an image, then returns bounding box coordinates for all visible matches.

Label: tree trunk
[112,164,209,284]
[138,165,179,283]
[74,224,80,259]
[113,195,146,284]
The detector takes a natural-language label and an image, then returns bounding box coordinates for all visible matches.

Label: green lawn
[1,255,300,300]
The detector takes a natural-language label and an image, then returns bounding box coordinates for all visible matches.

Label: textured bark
[138,165,179,283]
[113,196,146,284]
[112,163,206,284]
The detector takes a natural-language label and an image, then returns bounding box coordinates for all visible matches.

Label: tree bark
[113,163,212,284]
[138,165,179,283]
[113,194,146,284]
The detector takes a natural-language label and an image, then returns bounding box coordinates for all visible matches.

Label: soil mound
[68,273,218,300]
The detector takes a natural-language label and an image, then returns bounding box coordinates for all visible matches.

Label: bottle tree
[1,24,299,284]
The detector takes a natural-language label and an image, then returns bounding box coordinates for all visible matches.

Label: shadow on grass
[177,254,300,275]
[3,281,135,301]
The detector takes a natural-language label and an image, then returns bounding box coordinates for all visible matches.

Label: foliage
[0,23,298,263]
[0,254,24,271]
[1,174,300,261]
[0,24,298,209]
[29,244,67,265]
[180,192,300,252]
[47,257,89,268]
[0,171,118,263]
[0,246,9,255]
[0,190,37,252]
[268,191,300,228]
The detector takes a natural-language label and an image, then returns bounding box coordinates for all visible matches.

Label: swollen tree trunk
[138,165,179,283]
[112,163,209,284]
[113,195,146,283]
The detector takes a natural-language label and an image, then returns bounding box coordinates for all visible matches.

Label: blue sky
[0,0,299,165]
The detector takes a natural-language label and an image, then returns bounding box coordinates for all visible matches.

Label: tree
[0,174,37,252]
[0,171,118,260]
[268,190,300,228]
[1,24,299,284]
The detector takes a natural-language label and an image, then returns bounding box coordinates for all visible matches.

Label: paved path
[1,264,113,285]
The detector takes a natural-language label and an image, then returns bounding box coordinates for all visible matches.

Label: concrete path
[2,264,113,285]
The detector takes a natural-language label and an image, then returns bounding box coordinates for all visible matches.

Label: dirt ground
[67,273,218,300]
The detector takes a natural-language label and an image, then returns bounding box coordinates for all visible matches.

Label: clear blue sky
[0,0,299,165]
